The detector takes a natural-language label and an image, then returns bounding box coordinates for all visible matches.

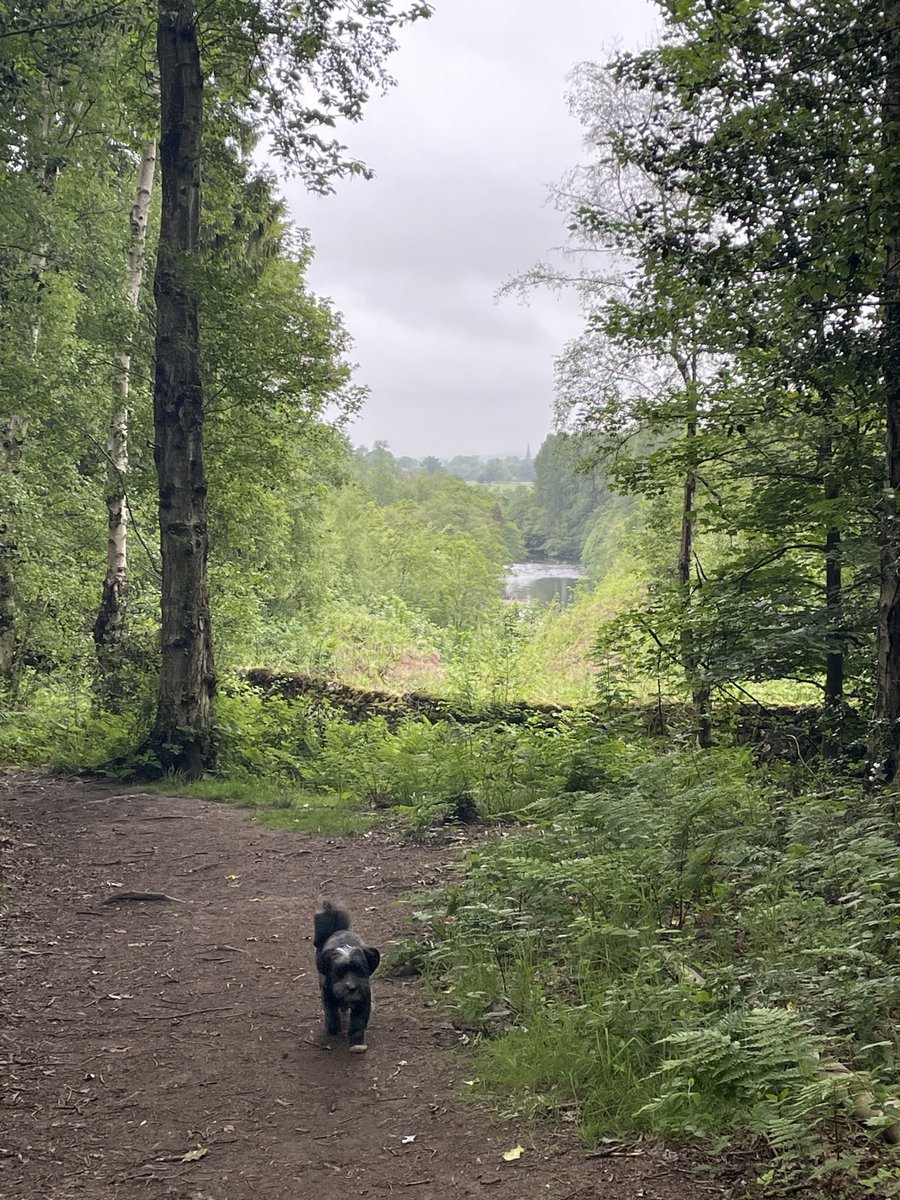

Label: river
[504,561,584,606]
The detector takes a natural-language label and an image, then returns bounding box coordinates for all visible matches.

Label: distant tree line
[354,436,630,563]
[357,445,537,484]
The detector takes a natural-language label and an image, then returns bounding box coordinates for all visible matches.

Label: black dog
[314,899,381,1053]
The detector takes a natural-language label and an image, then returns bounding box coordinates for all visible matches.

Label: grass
[468,1001,662,1132]
[150,775,376,836]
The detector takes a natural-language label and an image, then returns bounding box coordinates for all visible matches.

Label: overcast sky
[281,0,659,459]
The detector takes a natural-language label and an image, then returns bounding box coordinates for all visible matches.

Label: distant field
[469,480,534,493]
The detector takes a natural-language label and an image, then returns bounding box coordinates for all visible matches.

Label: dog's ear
[364,946,381,974]
[318,944,344,972]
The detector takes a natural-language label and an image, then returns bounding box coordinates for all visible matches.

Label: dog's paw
[348,1043,368,1054]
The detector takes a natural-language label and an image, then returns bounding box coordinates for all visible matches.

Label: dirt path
[1,773,723,1200]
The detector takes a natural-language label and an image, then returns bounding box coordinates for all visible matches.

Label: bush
[0,677,148,770]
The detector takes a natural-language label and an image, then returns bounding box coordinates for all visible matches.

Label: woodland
[4,1,900,1197]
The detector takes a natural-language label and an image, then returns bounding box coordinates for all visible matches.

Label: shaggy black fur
[313,899,381,1052]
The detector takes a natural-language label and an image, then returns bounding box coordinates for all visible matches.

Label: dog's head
[320,941,381,1005]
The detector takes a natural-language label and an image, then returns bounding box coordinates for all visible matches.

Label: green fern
[641,1007,850,1149]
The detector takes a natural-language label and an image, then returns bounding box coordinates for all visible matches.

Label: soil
[0,773,741,1200]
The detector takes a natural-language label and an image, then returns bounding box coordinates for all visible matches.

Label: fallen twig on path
[102,891,184,905]
[134,1005,239,1021]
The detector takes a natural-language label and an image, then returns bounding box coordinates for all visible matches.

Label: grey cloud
[282,0,659,458]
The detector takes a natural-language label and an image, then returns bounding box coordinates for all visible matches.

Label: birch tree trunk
[677,423,712,747]
[674,353,712,747]
[27,81,55,351]
[148,2,215,776]
[872,0,900,784]
[93,140,157,668]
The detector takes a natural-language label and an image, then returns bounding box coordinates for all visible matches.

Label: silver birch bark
[94,140,157,658]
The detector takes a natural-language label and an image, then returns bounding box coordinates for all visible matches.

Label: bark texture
[872,0,900,784]
[677,433,712,747]
[94,140,157,661]
[674,355,712,749]
[0,416,27,676]
[822,436,844,712]
[149,4,214,776]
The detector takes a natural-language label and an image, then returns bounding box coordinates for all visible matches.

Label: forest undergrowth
[409,735,900,1196]
[5,676,900,1196]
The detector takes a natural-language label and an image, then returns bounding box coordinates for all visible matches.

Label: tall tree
[579,3,884,723]
[149,2,210,775]
[147,0,430,772]
[873,1,900,781]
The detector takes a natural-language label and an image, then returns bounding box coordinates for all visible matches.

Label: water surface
[504,561,584,607]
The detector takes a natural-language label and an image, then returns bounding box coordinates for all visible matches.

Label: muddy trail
[1,773,728,1200]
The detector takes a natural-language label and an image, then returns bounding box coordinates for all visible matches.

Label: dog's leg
[347,995,371,1053]
[320,979,342,1037]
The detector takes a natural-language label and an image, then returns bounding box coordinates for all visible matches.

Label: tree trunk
[823,477,844,757]
[675,360,712,749]
[148,3,214,777]
[823,458,844,720]
[94,140,157,666]
[678,431,712,748]
[872,0,900,784]
[27,81,55,351]
[824,520,844,706]
[0,416,27,677]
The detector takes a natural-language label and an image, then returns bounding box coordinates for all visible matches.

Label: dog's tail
[314,898,351,949]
